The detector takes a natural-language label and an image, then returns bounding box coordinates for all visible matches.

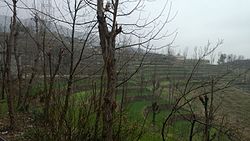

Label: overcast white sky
[161,0,250,58]
[1,0,250,59]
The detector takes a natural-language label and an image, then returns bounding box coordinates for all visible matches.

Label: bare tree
[17,11,40,110]
[57,0,97,129]
[4,0,18,129]
[94,0,175,140]
[0,16,8,100]
[13,21,21,108]
[161,40,224,141]
[96,1,121,139]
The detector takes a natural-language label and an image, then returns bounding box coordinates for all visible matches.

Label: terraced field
[1,54,250,140]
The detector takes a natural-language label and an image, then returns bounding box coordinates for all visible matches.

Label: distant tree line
[217,53,245,65]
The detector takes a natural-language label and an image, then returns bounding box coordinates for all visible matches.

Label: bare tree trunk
[14,31,21,107]
[5,0,18,129]
[116,65,128,139]
[59,75,73,127]
[5,41,15,128]
[203,95,209,141]
[204,78,214,141]
[97,0,121,140]
[41,28,48,104]
[94,67,105,141]
[101,41,116,141]
[1,16,7,100]
[45,48,62,119]
[140,67,144,96]
[21,61,37,111]
[1,47,6,100]
[1,72,5,100]
[59,12,77,128]
[189,118,196,141]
